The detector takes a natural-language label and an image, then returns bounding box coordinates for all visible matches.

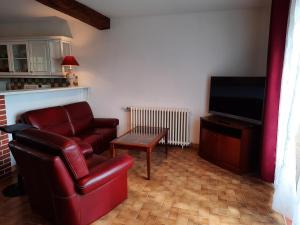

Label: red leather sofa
[9,128,133,225]
[21,101,118,156]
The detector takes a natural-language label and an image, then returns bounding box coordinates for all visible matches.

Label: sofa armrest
[76,155,133,194]
[93,118,119,128]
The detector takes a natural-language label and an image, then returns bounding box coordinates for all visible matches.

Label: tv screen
[209,76,266,124]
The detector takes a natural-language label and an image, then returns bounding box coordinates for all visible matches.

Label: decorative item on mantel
[61,56,79,87]
[8,78,68,90]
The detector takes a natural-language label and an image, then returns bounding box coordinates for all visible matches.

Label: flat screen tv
[209,76,266,124]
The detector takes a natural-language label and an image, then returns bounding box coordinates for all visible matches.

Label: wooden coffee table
[110,126,168,180]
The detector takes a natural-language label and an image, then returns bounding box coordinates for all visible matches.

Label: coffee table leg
[147,149,151,180]
[165,131,168,158]
[111,144,116,158]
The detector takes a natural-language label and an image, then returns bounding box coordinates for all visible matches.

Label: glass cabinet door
[29,41,50,73]
[0,44,10,73]
[12,43,29,73]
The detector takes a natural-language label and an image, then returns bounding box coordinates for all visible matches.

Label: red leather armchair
[9,128,133,225]
[21,101,118,155]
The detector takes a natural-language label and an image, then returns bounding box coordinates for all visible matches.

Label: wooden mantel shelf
[0,86,89,96]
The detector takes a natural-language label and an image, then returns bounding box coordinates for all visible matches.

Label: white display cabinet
[0,36,72,77]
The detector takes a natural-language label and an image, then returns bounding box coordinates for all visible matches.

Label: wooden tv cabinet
[199,115,261,174]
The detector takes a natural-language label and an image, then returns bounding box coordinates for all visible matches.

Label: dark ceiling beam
[35,0,110,30]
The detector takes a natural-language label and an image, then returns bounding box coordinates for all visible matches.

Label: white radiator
[130,107,190,147]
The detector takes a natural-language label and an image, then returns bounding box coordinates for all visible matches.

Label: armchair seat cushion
[85,154,108,170]
[76,155,133,194]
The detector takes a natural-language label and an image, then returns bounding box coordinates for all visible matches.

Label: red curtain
[260,0,291,182]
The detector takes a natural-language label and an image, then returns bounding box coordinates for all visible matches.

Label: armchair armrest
[76,155,133,194]
[93,118,119,128]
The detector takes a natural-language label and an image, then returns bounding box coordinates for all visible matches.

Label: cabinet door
[49,40,63,75]
[200,128,219,162]
[62,41,71,74]
[29,41,50,74]
[62,41,71,56]
[11,43,29,74]
[218,133,241,171]
[0,44,11,73]
[49,40,71,76]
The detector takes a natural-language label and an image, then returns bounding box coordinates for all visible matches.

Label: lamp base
[66,72,78,87]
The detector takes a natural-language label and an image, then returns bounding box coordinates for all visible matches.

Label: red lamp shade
[61,56,79,66]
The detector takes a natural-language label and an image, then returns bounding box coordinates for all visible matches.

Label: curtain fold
[260,0,291,182]
[272,0,300,223]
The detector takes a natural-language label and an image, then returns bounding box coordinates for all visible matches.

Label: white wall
[0,8,270,144]
[5,88,89,125]
[69,9,270,143]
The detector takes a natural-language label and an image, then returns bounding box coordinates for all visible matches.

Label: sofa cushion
[64,102,94,135]
[21,106,73,137]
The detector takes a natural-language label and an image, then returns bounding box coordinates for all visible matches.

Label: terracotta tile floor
[0,147,284,225]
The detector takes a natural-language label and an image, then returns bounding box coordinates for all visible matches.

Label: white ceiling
[0,0,66,22]
[77,0,272,17]
[0,0,271,21]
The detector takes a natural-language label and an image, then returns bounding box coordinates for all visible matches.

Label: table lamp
[61,56,79,86]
